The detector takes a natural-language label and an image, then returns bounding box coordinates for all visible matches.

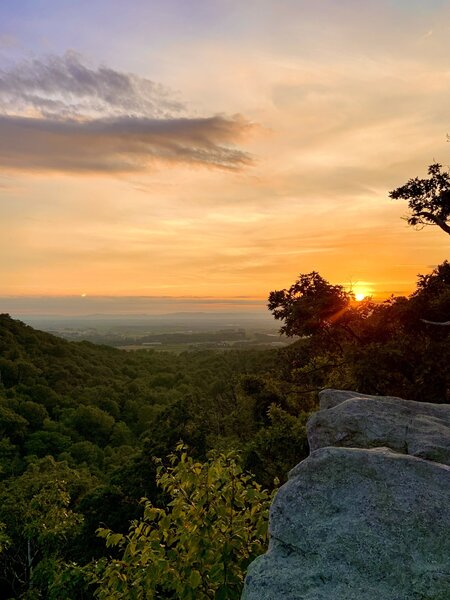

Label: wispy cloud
[0,51,184,118]
[0,52,253,172]
[0,113,252,172]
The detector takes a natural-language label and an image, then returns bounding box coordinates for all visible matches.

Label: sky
[0,0,449,315]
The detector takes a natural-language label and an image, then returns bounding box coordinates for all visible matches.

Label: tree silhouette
[389,163,450,235]
[267,271,353,337]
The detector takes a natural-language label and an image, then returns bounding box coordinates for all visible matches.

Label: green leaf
[188,569,202,588]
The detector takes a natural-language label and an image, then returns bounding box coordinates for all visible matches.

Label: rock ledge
[242,390,450,600]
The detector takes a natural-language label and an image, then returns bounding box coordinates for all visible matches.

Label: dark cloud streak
[0,114,253,172]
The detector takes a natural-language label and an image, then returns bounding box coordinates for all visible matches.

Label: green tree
[70,405,115,447]
[94,445,272,600]
[267,271,372,369]
[268,271,354,338]
[389,163,450,235]
[25,430,72,458]
[0,405,28,443]
[268,265,449,403]
[0,457,88,597]
[244,405,309,488]
[16,401,49,431]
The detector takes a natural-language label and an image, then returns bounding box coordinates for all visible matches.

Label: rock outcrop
[242,390,450,600]
[308,390,450,465]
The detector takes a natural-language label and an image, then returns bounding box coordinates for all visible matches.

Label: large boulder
[242,391,450,600]
[308,390,450,465]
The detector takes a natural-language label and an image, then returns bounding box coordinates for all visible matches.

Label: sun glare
[350,284,372,302]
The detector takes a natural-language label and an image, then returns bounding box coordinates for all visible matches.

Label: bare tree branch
[421,319,450,326]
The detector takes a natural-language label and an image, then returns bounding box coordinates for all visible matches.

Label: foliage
[0,522,10,554]
[269,263,449,403]
[31,559,93,600]
[0,314,282,597]
[0,256,448,597]
[243,405,309,488]
[93,445,272,600]
[389,163,450,235]
[0,456,90,597]
[268,271,353,337]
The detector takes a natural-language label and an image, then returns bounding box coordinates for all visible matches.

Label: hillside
[0,314,310,599]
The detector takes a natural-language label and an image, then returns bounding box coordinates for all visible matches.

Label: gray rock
[309,392,450,465]
[318,388,404,410]
[242,447,450,600]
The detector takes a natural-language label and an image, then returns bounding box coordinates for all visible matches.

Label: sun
[350,283,372,302]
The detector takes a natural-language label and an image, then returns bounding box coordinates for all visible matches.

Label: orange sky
[0,1,449,313]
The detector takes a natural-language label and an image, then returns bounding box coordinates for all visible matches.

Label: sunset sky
[1,0,449,315]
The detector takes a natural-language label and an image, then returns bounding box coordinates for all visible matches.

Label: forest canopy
[0,259,448,598]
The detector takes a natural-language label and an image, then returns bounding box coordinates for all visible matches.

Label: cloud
[0,52,253,172]
[0,113,252,172]
[0,50,184,118]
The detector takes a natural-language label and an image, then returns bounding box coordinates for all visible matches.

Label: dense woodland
[0,257,449,598]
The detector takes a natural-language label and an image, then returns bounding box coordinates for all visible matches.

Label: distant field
[116,340,289,353]
[20,312,290,351]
